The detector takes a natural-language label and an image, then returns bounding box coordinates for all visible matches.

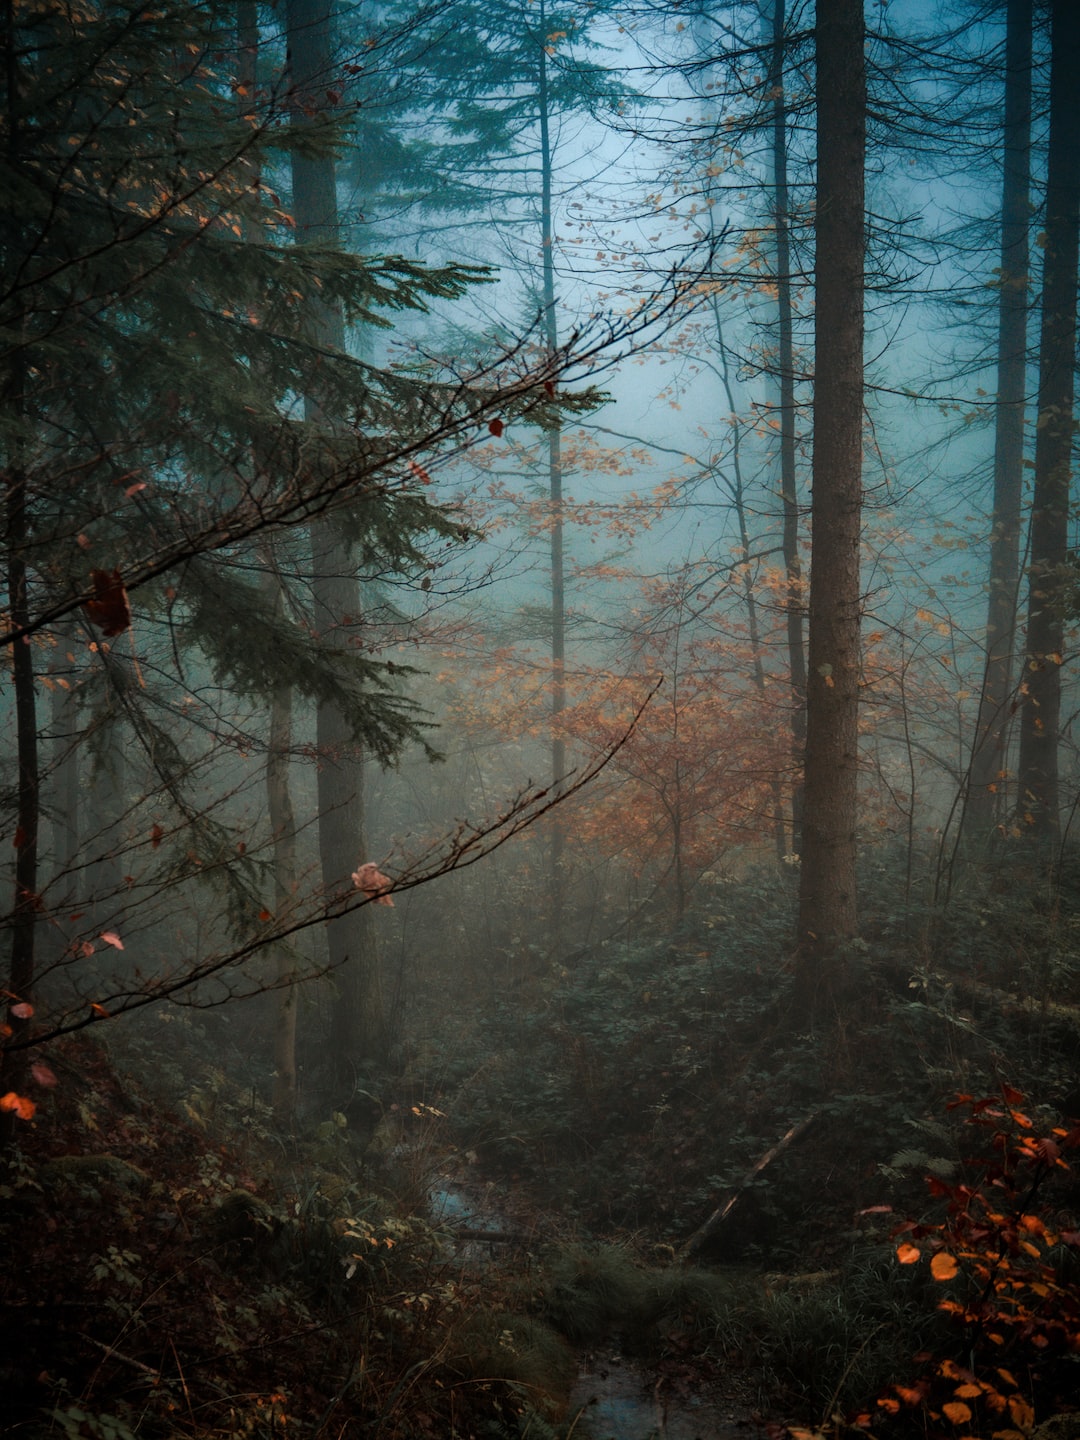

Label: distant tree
[964,0,1033,850]
[1015,0,1080,850]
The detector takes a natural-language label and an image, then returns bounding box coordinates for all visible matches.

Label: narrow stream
[430,1179,760,1440]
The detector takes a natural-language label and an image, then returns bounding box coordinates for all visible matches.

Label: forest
[2,0,1080,1435]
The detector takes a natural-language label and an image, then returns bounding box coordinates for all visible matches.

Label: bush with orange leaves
[870,1089,1080,1436]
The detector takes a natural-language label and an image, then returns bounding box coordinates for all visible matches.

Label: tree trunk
[48,624,80,905]
[287,0,384,1087]
[1015,0,1080,851]
[965,0,1032,848]
[2,357,38,1125]
[261,555,300,1127]
[538,11,567,954]
[794,0,865,1015]
[770,0,807,855]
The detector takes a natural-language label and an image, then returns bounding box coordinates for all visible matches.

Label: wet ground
[569,1354,757,1440]
[430,1177,763,1440]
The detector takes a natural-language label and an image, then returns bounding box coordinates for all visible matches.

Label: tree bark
[1015,0,1080,851]
[965,0,1032,847]
[287,0,384,1085]
[794,0,865,1013]
[538,10,567,954]
[770,0,807,855]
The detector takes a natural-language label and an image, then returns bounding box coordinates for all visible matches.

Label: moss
[39,1154,150,1201]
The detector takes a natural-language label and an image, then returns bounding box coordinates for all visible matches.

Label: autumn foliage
[870,1089,1080,1436]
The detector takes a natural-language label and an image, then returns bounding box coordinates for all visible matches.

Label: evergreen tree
[0,0,590,1092]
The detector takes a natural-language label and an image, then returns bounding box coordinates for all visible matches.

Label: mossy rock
[39,1154,150,1202]
[1032,1418,1080,1440]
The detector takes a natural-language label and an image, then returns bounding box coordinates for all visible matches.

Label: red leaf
[488,418,505,438]
[0,1092,36,1120]
[259,908,272,922]
[84,569,132,636]
[543,379,555,397]
[99,931,124,950]
[12,826,26,849]
[10,1002,33,1019]
[151,823,163,848]
[30,1061,57,1088]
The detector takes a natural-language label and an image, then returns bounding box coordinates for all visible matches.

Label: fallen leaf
[99,931,124,950]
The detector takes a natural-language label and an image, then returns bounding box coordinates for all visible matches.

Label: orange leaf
[931,1252,959,1281]
[942,1402,972,1425]
[897,1242,921,1265]
[89,1002,110,1018]
[0,1092,36,1120]
[1008,1398,1034,1429]
[10,1001,33,1019]
[99,931,124,950]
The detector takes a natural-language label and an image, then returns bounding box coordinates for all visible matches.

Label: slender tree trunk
[287,0,384,1088]
[1,2,36,1133]
[240,2,300,1125]
[538,12,566,953]
[2,364,38,1121]
[1015,0,1080,852]
[794,0,865,1013]
[965,0,1032,847]
[263,560,300,1128]
[48,624,80,903]
[712,315,785,860]
[770,0,807,853]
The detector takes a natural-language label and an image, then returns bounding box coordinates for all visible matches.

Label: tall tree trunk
[794,0,865,1015]
[769,0,807,854]
[1015,0,1080,852]
[240,1,300,1125]
[2,354,38,1128]
[287,0,384,1089]
[3,6,36,1125]
[263,558,300,1128]
[965,0,1032,848]
[48,624,80,904]
[538,10,566,953]
[712,313,786,861]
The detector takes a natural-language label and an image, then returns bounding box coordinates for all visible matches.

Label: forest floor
[5,861,1080,1439]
